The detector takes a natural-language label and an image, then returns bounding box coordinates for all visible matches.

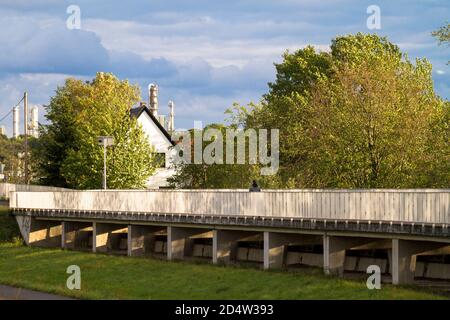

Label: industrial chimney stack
[13,106,19,138]
[168,100,175,132]
[30,106,39,138]
[148,84,158,116]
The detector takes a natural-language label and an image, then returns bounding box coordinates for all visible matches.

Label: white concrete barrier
[0,183,69,199]
[9,189,450,224]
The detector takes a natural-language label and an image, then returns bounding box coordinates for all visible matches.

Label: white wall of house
[136,111,176,188]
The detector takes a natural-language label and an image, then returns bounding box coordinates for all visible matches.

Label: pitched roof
[130,105,175,146]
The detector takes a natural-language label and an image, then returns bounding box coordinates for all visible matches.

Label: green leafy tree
[230,33,449,188]
[0,134,26,183]
[168,124,262,189]
[33,72,157,189]
[432,22,450,63]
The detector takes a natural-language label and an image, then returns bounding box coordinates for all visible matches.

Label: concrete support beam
[127,225,166,257]
[15,215,31,245]
[391,239,446,285]
[167,226,211,260]
[93,223,128,254]
[323,235,373,276]
[28,218,62,248]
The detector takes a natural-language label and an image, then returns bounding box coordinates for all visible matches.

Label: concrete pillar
[323,235,372,276]
[128,225,165,257]
[263,232,285,269]
[61,221,66,249]
[167,226,211,260]
[28,218,62,248]
[391,239,446,285]
[92,222,97,253]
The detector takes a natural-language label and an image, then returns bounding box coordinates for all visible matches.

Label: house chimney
[13,106,19,138]
[148,83,158,116]
[168,100,175,132]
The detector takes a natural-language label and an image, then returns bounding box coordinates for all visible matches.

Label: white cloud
[83,18,329,68]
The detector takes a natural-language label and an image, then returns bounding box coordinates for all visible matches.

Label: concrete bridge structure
[8,189,450,285]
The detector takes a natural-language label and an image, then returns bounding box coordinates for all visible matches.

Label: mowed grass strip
[0,206,446,300]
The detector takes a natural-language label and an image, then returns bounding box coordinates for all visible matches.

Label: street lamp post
[97,136,115,190]
[0,163,5,182]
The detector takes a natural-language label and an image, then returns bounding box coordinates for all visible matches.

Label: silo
[13,106,19,138]
[30,106,39,138]
[148,83,158,116]
[168,100,175,132]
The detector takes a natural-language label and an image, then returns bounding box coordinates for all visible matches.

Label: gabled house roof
[130,105,175,146]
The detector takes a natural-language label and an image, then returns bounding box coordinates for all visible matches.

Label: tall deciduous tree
[230,33,449,188]
[33,72,156,189]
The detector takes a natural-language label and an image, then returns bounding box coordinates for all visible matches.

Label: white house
[131,84,177,188]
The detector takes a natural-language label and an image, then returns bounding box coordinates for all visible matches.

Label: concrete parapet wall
[1,183,69,200]
[9,188,450,224]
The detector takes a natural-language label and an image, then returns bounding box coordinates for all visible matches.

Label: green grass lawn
[0,205,447,300]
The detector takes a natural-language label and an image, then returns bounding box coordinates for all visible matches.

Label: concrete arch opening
[28,218,62,248]
[167,226,214,261]
[213,229,263,266]
[128,225,167,258]
[63,221,93,251]
[93,223,128,255]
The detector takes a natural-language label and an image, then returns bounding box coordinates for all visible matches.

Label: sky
[0,0,448,135]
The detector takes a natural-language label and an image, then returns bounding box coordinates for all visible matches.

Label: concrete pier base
[28,218,62,248]
[167,226,212,260]
[63,221,93,250]
[127,225,166,257]
[391,239,446,284]
[93,223,128,254]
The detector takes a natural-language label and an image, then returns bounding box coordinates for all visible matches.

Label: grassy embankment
[0,205,446,300]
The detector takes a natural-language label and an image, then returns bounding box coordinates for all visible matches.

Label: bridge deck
[8,189,450,285]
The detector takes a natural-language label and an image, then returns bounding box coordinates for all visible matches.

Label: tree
[432,23,450,44]
[31,78,87,187]
[432,22,450,63]
[230,33,449,188]
[33,72,157,189]
[308,56,448,187]
[0,134,26,183]
[168,124,262,189]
